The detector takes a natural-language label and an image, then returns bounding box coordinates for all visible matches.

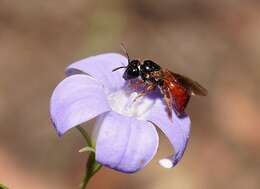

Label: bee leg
[163,90,173,120]
[133,83,156,102]
[129,79,144,91]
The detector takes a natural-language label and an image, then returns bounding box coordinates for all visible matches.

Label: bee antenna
[120,43,130,62]
[112,66,127,72]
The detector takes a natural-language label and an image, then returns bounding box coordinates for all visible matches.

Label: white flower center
[107,89,155,119]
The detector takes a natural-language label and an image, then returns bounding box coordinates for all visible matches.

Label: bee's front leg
[128,79,145,91]
[133,83,156,102]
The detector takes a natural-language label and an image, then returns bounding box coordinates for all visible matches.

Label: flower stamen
[107,89,155,119]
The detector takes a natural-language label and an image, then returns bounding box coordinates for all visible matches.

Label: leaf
[0,183,10,189]
[79,146,95,153]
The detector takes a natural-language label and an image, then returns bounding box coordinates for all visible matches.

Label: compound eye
[123,66,139,80]
[130,59,141,67]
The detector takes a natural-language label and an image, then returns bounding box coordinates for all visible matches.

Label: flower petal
[66,53,128,93]
[95,111,159,173]
[145,98,191,168]
[50,74,111,135]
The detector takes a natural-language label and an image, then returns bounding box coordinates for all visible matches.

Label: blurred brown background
[1,0,260,189]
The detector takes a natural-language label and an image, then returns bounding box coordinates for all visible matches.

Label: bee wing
[170,71,208,96]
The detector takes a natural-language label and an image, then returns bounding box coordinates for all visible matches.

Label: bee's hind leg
[163,90,174,120]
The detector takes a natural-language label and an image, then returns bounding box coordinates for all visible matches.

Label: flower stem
[77,126,102,189]
[77,126,92,147]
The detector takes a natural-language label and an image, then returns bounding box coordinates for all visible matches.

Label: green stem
[92,163,102,176]
[77,126,92,146]
[77,126,102,189]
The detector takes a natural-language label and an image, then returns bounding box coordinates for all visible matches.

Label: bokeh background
[1,0,260,189]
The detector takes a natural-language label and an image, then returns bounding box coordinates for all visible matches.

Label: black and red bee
[113,45,207,118]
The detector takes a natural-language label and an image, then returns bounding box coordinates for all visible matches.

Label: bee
[113,45,207,118]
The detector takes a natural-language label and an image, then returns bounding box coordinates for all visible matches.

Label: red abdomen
[169,83,190,116]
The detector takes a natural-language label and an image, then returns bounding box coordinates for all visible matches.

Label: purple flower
[50,53,191,173]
